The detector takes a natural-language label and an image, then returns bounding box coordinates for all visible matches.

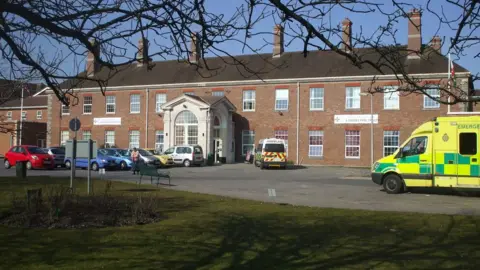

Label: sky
[41,0,480,88]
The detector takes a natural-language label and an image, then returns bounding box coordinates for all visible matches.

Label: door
[172,147,185,164]
[457,130,480,186]
[396,135,433,187]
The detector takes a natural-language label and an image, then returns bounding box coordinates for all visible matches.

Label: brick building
[47,10,475,167]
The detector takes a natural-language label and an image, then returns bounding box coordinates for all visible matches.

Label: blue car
[100,148,133,170]
[64,149,118,171]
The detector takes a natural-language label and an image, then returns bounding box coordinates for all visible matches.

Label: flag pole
[19,84,24,145]
[447,53,451,114]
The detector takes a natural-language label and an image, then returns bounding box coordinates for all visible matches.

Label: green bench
[137,164,171,187]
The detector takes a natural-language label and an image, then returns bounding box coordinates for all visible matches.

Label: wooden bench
[137,164,171,187]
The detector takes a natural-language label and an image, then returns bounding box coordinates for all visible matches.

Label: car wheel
[120,161,127,170]
[26,161,32,170]
[65,160,71,169]
[183,159,191,167]
[4,160,11,169]
[91,162,99,171]
[383,174,404,194]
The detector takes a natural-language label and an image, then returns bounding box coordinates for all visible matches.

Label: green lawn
[0,177,479,270]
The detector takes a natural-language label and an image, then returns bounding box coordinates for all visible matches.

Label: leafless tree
[0,0,478,107]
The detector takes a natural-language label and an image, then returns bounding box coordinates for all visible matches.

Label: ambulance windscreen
[264,144,285,152]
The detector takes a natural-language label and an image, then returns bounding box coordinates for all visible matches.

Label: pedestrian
[131,147,139,175]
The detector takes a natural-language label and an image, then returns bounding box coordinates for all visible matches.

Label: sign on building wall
[93,118,122,126]
[334,114,379,124]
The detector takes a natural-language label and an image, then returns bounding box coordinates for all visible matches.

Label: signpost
[68,118,81,188]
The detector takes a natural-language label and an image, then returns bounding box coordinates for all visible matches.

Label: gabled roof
[161,94,236,111]
[59,46,470,90]
[0,80,45,105]
[0,95,48,109]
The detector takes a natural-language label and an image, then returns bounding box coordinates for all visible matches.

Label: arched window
[213,116,220,138]
[175,110,198,145]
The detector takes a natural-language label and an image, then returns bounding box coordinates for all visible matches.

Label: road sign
[69,118,81,132]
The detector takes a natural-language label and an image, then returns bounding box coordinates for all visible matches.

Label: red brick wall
[1,108,48,123]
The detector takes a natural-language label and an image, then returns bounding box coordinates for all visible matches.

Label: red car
[4,145,55,170]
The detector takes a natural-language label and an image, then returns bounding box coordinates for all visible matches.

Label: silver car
[129,148,161,167]
[45,146,66,168]
[163,145,204,167]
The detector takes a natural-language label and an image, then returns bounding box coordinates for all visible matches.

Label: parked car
[45,146,66,168]
[163,145,204,167]
[99,148,133,170]
[64,149,117,171]
[127,148,161,167]
[4,145,54,170]
[143,148,174,167]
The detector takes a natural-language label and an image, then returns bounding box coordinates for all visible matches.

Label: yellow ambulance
[371,116,480,194]
[254,138,288,169]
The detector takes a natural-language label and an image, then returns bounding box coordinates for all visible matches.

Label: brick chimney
[137,37,149,67]
[341,18,352,53]
[429,36,441,53]
[407,8,422,59]
[86,39,100,77]
[273,24,284,58]
[189,32,200,63]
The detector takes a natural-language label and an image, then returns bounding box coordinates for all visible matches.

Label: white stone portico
[160,94,237,163]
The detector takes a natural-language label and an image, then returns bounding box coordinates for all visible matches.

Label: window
[129,130,140,148]
[36,110,42,120]
[175,110,198,145]
[243,90,255,111]
[401,136,427,157]
[83,130,92,141]
[274,130,288,155]
[185,92,195,96]
[106,96,116,114]
[346,87,361,109]
[83,96,93,114]
[275,89,289,111]
[345,130,360,158]
[6,111,12,120]
[213,116,221,138]
[155,131,164,152]
[105,130,115,146]
[309,131,324,157]
[21,111,27,121]
[242,130,255,155]
[212,91,224,97]
[310,88,324,110]
[130,94,141,113]
[61,131,69,145]
[459,133,477,155]
[423,87,440,109]
[155,93,166,112]
[61,105,70,115]
[383,131,400,156]
[383,86,399,110]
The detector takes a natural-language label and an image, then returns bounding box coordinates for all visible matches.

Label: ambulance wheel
[383,174,403,194]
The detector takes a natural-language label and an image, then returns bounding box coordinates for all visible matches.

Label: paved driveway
[1,163,480,216]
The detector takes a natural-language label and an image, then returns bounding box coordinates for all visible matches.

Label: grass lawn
[0,176,479,270]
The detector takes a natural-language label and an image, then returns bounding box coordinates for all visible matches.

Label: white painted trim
[0,106,47,110]
[32,87,49,97]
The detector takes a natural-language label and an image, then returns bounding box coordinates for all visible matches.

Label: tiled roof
[0,95,48,108]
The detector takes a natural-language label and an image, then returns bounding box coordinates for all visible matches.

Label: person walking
[131,147,139,175]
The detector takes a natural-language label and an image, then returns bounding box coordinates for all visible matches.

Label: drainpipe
[145,88,149,147]
[296,81,300,165]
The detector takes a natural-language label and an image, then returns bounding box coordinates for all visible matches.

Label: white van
[253,138,287,169]
[163,145,204,167]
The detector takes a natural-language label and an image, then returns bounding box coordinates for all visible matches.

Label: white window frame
[6,111,12,120]
[423,86,441,109]
[36,110,42,120]
[155,93,166,113]
[345,86,361,109]
[309,88,324,111]
[155,131,164,152]
[243,90,256,112]
[61,131,69,145]
[212,91,224,97]
[106,96,116,114]
[82,130,92,141]
[308,130,324,157]
[21,111,27,121]
[383,131,400,157]
[242,130,255,155]
[83,96,93,114]
[129,130,140,148]
[105,130,115,146]
[130,94,141,114]
[383,86,400,110]
[61,105,70,115]
[345,130,361,159]
[185,92,195,96]
[275,89,289,111]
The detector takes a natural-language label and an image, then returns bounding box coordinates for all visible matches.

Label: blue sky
[49,0,479,87]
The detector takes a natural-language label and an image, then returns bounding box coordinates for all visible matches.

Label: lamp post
[360,92,374,166]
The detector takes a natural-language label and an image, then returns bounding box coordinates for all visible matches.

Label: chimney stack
[429,36,441,53]
[341,18,353,53]
[407,8,422,59]
[273,24,284,58]
[86,39,100,77]
[137,37,149,67]
[189,32,200,63]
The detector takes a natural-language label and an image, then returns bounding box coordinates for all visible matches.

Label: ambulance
[253,138,288,169]
[371,116,480,194]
